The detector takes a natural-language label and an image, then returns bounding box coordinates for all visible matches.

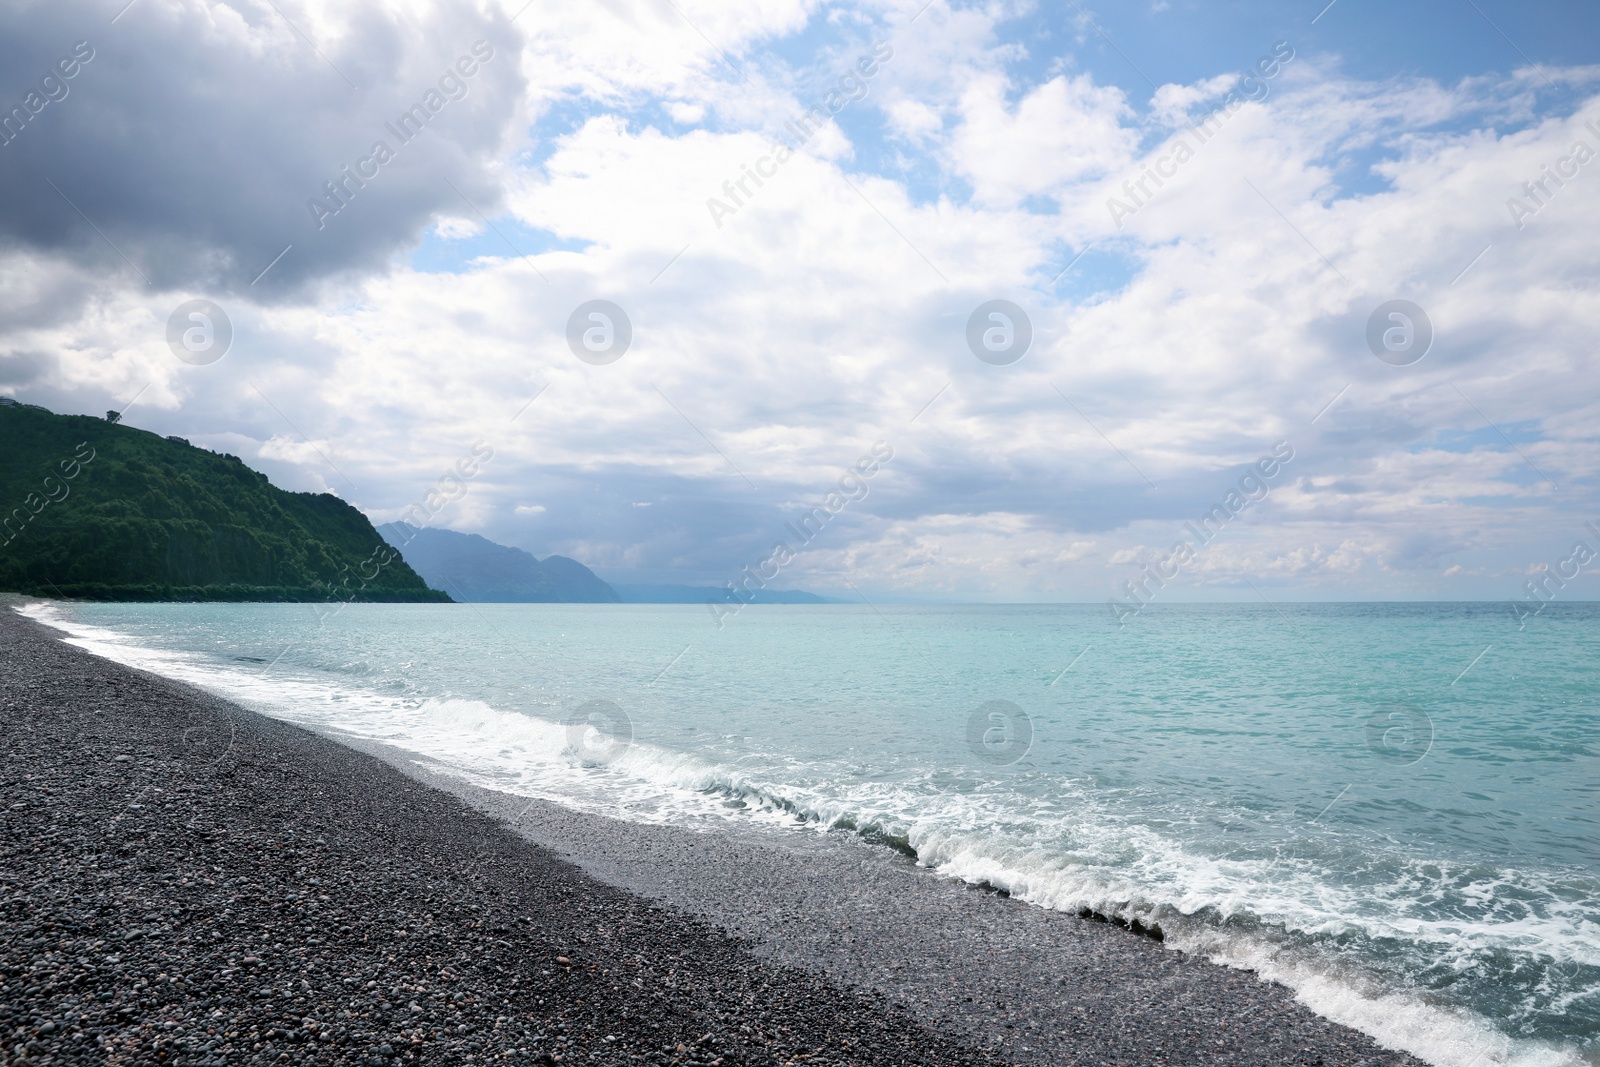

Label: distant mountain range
[377,523,620,603]
[0,403,446,603]
[377,524,834,605]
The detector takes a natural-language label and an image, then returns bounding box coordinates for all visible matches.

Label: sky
[1,0,1597,604]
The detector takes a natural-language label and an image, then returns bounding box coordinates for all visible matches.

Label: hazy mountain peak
[377,523,618,603]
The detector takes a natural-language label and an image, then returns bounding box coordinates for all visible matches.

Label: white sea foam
[918,835,1591,1067]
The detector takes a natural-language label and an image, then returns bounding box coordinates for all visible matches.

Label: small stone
[554,956,571,966]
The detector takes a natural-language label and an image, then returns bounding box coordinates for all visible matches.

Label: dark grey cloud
[0,350,51,389]
[0,0,525,299]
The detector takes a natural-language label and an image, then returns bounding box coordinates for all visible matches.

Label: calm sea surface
[22,600,1599,1067]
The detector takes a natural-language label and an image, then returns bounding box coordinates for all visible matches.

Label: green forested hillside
[0,403,449,603]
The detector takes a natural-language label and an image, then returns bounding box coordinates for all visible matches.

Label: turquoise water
[23,600,1599,1067]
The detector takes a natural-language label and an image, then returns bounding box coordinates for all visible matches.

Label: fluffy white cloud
[949,73,1135,205]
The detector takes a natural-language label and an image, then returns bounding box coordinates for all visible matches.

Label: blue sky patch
[411,217,589,274]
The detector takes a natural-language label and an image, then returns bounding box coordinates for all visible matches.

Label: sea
[17,599,1598,1067]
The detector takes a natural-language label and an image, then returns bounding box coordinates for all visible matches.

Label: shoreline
[1,605,1430,1066]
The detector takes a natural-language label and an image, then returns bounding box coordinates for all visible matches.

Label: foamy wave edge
[918,843,1587,1067]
